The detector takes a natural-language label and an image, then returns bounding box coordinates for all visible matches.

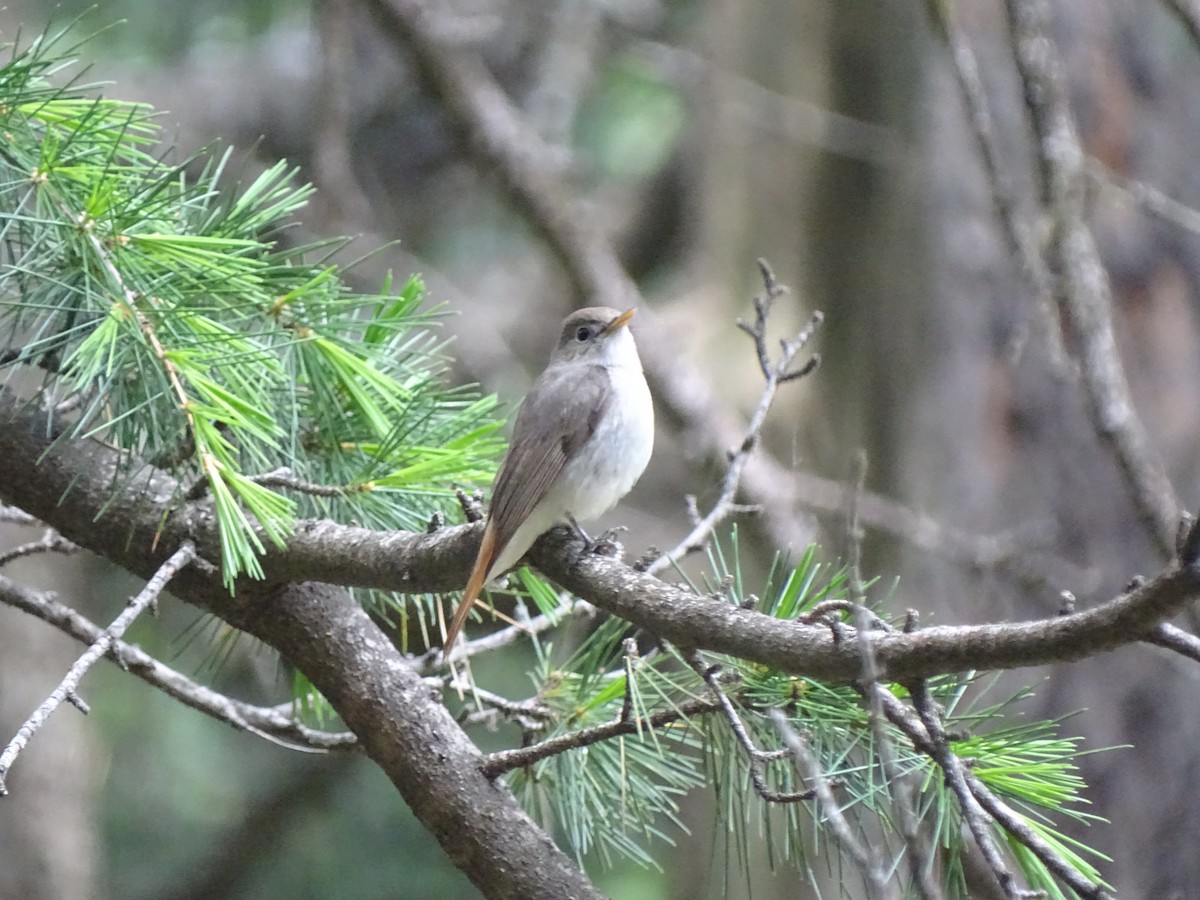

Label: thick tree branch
[3,395,1199,690]
[0,404,598,900]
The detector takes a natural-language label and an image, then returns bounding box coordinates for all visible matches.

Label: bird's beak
[607,307,636,332]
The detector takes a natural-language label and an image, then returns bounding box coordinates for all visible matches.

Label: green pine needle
[0,27,501,586]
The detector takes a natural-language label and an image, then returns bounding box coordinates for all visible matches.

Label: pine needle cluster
[0,25,502,586]
[502,535,1109,897]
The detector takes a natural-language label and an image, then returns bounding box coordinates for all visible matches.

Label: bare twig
[449,680,555,732]
[923,0,1062,364]
[0,574,357,751]
[797,598,892,631]
[845,449,870,605]
[250,467,367,498]
[417,592,587,675]
[1004,0,1179,558]
[480,697,719,778]
[847,474,944,900]
[627,38,901,166]
[735,258,823,383]
[1086,158,1200,238]
[647,264,821,575]
[1164,0,1200,51]
[909,681,1019,899]
[687,651,815,804]
[0,504,37,526]
[0,542,196,793]
[963,766,1111,900]
[1145,622,1200,664]
[0,529,79,568]
[770,709,898,900]
[456,487,486,523]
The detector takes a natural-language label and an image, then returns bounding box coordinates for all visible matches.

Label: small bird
[442,306,654,655]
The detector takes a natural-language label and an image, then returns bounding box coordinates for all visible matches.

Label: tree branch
[3,395,1199,690]
[1004,0,1180,557]
[0,573,357,752]
[770,709,898,900]
[878,690,1112,900]
[0,403,600,900]
[480,697,720,779]
[0,540,197,793]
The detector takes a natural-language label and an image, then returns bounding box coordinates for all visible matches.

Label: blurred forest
[4,0,1200,897]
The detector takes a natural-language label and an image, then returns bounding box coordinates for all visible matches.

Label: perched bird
[442,306,654,654]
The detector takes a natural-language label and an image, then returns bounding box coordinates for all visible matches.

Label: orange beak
[607,307,636,332]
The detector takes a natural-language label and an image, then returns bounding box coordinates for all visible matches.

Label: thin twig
[480,697,720,778]
[416,593,589,674]
[1164,0,1200,51]
[1144,622,1200,664]
[770,709,897,900]
[909,680,1019,899]
[878,689,1111,900]
[1004,0,1179,558]
[448,681,555,732]
[0,529,79,568]
[962,768,1112,900]
[863,682,945,900]
[923,0,1063,364]
[0,542,196,793]
[687,651,814,804]
[626,37,901,166]
[250,467,367,498]
[1086,158,1200,238]
[0,504,37,526]
[0,574,357,752]
[647,264,821,575]
[842,458,943,897]
[797,598,893,631]
[845,449,870,605]
[863,610,932,893]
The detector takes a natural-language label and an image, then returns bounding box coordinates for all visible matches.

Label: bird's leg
[567,516,626,560]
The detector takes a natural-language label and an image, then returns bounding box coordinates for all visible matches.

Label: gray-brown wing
[487,362,612,550]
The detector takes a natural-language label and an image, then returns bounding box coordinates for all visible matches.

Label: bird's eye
[575,326,591,342]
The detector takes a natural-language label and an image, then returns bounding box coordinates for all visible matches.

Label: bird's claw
[588,525,627,559]
[566,519,627,562]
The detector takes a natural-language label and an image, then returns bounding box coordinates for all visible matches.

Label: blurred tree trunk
[805,1,1200,895]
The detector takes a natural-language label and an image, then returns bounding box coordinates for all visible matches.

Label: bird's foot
[567,518,627,561]
[589,525,627,559]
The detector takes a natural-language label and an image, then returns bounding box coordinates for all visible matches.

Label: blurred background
[3,0,1200,897]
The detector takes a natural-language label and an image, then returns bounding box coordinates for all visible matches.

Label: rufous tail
[443,526,499,656]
